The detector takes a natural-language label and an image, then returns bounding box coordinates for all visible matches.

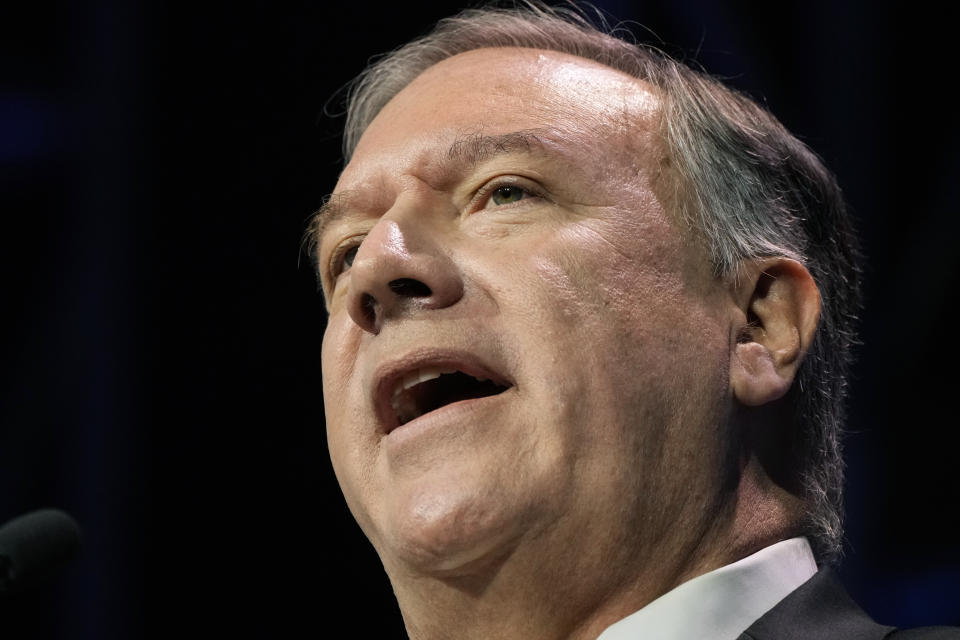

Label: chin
[380,487,531,576]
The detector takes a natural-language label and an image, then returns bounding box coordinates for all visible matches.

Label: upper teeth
[392,367,456,400]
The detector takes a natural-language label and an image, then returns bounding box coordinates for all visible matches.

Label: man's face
[318,48,737,578]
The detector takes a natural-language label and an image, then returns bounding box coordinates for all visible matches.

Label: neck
[387,453,801,640]
[392,544,683,640]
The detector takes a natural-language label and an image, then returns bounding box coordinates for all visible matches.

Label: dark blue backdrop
[2,1,957,637]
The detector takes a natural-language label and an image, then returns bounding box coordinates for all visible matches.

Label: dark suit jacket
[738,569,959,639]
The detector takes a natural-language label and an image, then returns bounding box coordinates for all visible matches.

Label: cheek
[320,312,361,400]
[513,215,728,415]
[523,219,687,330]
[320,314,370,491]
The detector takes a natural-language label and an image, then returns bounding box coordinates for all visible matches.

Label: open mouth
[391,368,511,427]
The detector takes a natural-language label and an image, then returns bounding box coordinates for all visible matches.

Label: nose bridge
[345,191,464,334]
[358,212,414,265]
[354,187,442,272]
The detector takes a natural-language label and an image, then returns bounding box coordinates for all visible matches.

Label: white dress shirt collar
[596,537,818,640]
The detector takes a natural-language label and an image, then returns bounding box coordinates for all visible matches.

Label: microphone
[0,509,82,595]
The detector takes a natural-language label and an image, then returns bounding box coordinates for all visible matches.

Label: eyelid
[471,175,547,212]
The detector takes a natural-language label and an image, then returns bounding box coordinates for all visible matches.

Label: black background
[2,0,958,637]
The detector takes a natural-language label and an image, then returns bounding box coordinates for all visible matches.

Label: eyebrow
[306,128,554,273]
[446,128,550,164]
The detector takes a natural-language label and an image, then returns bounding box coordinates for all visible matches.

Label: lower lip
[384,389,513,448]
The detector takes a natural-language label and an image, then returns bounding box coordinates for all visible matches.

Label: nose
[345,216,464,334]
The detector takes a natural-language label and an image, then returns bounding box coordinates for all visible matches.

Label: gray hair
[328,1,862,564]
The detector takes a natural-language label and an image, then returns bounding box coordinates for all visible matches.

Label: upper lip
[372,348,513,433]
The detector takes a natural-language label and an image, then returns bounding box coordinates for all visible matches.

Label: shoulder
[886,628,960,639]
[742,569,959,640]
[741,569,893,639]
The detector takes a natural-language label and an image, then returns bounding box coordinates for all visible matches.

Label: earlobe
[730,259,821,407]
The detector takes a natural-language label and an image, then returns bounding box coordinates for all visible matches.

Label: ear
[730,258,821,407]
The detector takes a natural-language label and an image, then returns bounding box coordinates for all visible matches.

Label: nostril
[360,293,377,325]
[388,278,432,297]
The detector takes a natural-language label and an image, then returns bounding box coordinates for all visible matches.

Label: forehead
[340,47,662,189]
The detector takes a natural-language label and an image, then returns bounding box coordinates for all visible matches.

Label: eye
[342,245,359,270]
[476,179,543,212]
[490,185,528,206]
[329,240,362,279]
